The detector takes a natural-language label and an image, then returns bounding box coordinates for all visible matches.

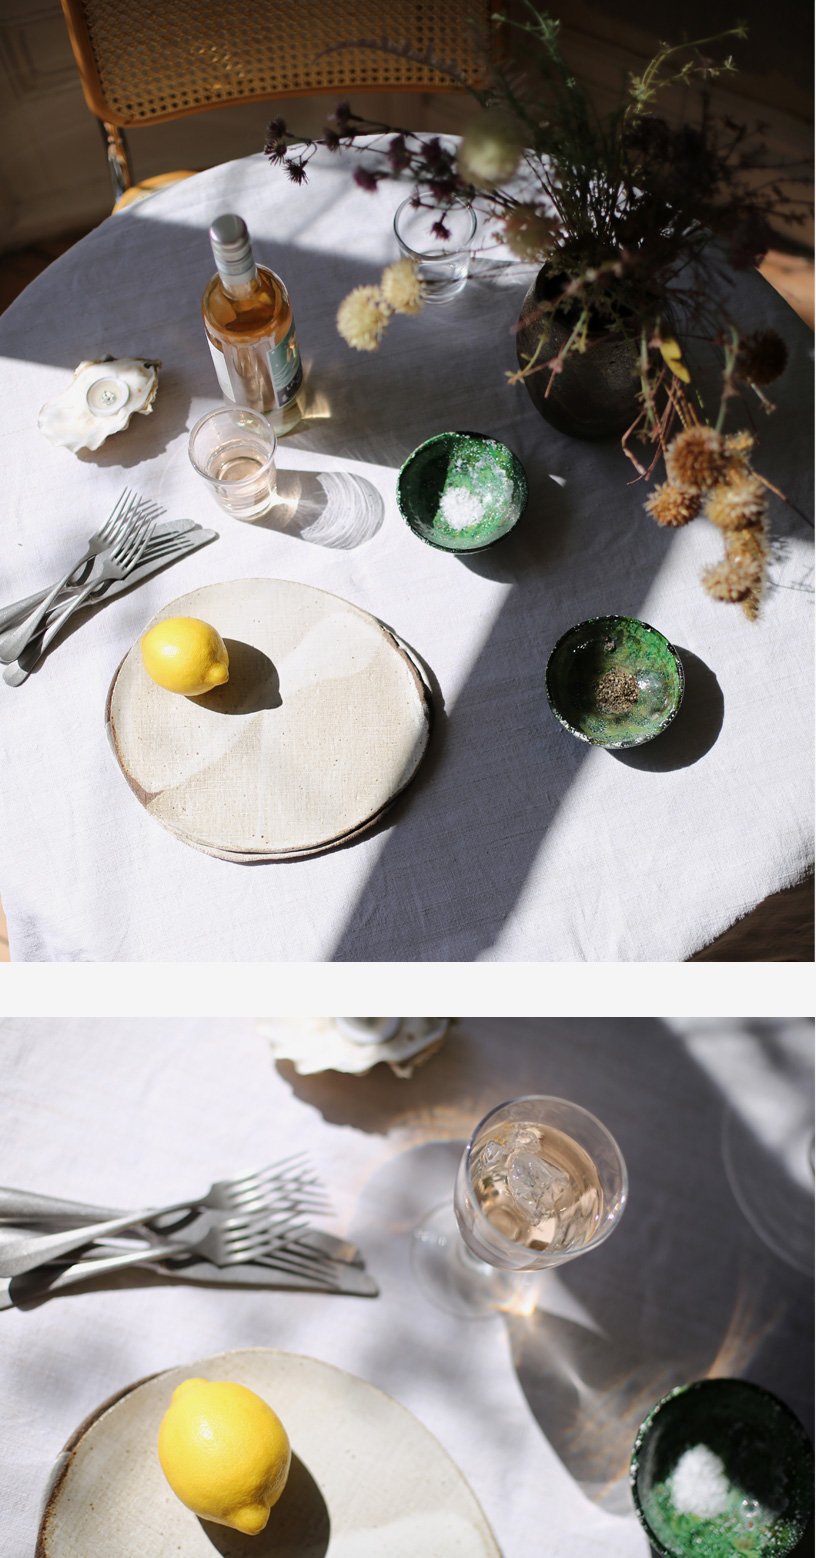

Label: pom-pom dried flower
[336,286,390,351]
[457,109,524,189]
[381,259,424,316]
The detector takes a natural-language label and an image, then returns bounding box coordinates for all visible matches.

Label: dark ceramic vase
[516,267,641,440]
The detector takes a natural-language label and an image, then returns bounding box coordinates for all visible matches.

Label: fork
[0,1181,361,1267]
[0,1203,310,1279]
[0,490,162,664]
[4,508,160,685]
[0,1157,329,1226]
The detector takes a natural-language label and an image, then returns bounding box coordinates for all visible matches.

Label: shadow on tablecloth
[316,1019,813,1519]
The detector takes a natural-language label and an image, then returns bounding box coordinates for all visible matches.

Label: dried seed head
[703,524,767,619]
[703,474,767,531]
[665,426,727,492]
[702,559,753,603]
[736,329,788,386]
[724,523,768,578]
[644,482,700,527]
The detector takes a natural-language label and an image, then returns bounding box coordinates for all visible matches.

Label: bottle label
[207,337,234,399]
[266,323,303,407]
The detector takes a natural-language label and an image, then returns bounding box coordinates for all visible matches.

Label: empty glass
[412,1095,628,1317]
[394,197,477,301]
[188,405,277,520]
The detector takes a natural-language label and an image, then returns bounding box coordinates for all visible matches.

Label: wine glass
[411,1095,628,1318]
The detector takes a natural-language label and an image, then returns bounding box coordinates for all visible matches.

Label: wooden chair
[59,0,490,211]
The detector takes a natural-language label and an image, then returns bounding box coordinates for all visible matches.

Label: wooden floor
[0,237,812,964]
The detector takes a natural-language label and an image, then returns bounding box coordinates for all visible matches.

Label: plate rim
[36,1347,501,1558]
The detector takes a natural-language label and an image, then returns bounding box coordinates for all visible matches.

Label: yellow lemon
[141,617,229,697]
[158,1377,291,1535]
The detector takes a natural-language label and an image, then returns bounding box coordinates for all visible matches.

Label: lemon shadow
[200,1454,330,1555]
[189,639,281,716]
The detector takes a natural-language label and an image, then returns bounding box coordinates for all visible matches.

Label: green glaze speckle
[397,431,527,552]
[546,614,684,748]
[630,1380,814,1558]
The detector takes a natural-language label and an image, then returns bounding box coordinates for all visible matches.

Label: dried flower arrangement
[265,5,811,614]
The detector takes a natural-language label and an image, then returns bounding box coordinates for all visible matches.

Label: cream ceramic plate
[37,1349,500,1558]
[106,580,433,860]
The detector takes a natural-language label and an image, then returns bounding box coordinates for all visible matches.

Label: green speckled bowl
[546,614,684,748]
[397,431,528,553]
[631,1380,814,1558]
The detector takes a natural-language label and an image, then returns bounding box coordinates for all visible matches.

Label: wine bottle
[202,213,304,433]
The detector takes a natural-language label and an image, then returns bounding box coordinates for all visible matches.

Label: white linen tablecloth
[0,1017,811,1558]
[0,151,812,960]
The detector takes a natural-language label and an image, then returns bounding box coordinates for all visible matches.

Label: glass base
[723,1108,814,1276]
[411,1202,541,1319]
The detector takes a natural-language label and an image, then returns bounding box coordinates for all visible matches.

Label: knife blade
[0,1251,379,1309]
[155,1256,379,1296]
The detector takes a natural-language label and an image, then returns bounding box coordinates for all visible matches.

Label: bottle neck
[209,214,258,296]
[217,261,258,299]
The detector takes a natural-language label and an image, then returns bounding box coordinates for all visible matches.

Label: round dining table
[0,147,812,961]
[0,1016,812,1555]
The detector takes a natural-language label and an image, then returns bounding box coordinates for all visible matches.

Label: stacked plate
[106,580,434,861]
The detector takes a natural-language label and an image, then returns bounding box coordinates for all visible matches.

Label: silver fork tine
[216,1212,309,1263]
[111,512,157,571]
[234,1187,331,1214]
[231,1167,327,1200]
[221,1154,314,1191]
[97,488,132,545]
[251,1239,338,1275]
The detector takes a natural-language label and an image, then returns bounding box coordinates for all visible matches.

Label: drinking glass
[188,405,277,520]
[394,197,477,301]
[412,1095,628,1317]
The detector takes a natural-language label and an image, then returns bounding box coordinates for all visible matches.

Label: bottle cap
[209,213,256,282]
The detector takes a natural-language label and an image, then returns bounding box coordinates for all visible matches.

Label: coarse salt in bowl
[397,431,528,553]
[630,1379,814,1558]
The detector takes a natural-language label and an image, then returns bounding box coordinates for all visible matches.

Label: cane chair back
[60,0,490,207]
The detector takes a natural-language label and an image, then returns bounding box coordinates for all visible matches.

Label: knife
[0,1250,378,1309]
[0,519,216,633]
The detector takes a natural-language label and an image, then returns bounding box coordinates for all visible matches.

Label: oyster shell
[259,1017,450,1078]
[38,356,160,452]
